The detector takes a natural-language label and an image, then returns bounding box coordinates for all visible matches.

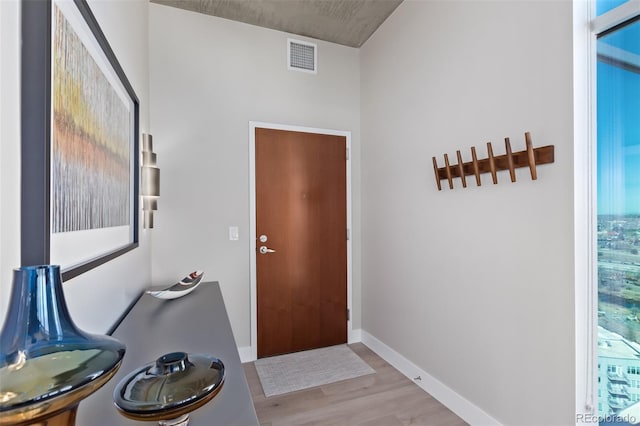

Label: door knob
[259,246,276,254]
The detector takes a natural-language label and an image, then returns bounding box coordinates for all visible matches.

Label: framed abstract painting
[21,0,139,281]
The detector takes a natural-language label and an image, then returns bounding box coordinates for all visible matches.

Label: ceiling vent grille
[288,38,317,74]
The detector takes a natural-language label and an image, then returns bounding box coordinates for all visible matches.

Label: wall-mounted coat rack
[432,132,554,190]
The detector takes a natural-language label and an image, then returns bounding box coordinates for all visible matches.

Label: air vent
[288,38,317,74]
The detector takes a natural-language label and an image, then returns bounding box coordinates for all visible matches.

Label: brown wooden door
[255,128,347,358]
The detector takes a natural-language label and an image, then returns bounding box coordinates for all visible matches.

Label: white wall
[148,4,361,348]
[0,0,21,322]
[360,1,575,425]
[0,0,151,334]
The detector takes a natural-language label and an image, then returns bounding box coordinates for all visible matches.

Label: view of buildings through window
[595,0,640,419]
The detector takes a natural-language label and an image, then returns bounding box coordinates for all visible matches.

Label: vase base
[10,405,77,426]
[159,414,190,426]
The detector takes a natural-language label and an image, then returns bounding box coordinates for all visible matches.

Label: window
[608,365,621,373]
[595,1,640,420]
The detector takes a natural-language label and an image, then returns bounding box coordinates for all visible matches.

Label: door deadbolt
[259,235,268,243]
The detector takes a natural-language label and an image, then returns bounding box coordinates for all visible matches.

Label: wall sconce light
[141,133,159,229]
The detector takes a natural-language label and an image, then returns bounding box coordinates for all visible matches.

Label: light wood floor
[243,342,468,426]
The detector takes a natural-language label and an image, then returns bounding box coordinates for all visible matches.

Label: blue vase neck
[0,265,82,363]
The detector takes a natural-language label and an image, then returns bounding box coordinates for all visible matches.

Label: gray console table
[77,281,259,425]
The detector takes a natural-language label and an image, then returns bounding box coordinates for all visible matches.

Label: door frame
[248,121,353,361]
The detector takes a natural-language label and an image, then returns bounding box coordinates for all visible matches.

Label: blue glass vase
[0,265,125,425]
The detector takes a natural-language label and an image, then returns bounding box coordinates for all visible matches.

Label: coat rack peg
[456,150,467,188]
[471,146,481,186]
[487,142,498,184]
[525,132,537,180]
[432,157,442,191]
[504,137,516,182]
[431,132,554,191]
[443,153,454,189]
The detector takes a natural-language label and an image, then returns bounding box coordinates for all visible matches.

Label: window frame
[575,0,640,423]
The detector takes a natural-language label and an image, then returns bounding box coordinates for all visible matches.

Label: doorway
[249,122,352,360]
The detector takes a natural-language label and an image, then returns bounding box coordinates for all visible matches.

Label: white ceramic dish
[146,271,204,300]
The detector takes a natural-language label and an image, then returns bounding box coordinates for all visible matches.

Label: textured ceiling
[150,0,403,48]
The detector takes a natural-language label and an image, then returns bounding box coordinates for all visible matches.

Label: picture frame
[21,0,139,281]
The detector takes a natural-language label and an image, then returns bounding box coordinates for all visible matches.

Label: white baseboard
[349,327,362,343]
[361,330,501,426]
[237,345,253,363]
